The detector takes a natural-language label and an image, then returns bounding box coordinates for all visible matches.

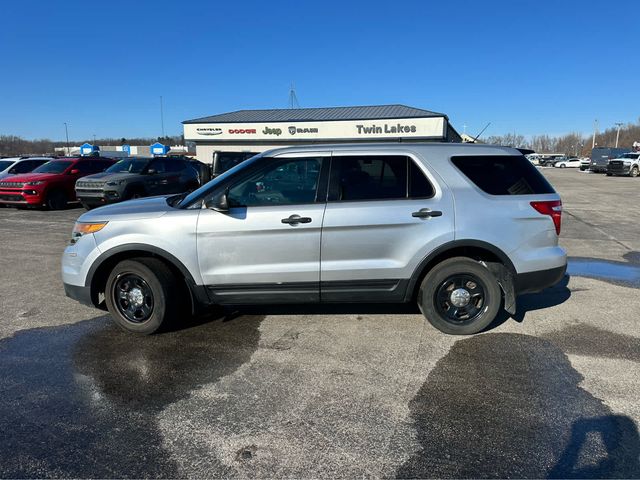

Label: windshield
[622,153,639,159]
[177,153,263,208]
[0,160,15,171]
[106,158,150,174]
[32,161,73,174]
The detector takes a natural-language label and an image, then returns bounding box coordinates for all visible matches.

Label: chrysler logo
[196,127,223,136]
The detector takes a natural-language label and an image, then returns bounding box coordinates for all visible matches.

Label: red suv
[0,157,115,209]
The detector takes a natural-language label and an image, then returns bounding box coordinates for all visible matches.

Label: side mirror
[204,190,229,213]
[147,168,157,175]
[69,169,80,175]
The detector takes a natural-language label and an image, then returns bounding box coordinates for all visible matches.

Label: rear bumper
[63,282,94,307]
[515,264,567,294]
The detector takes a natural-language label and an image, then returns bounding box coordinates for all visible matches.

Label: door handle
[412,208,442,218]
[281,214,312,225]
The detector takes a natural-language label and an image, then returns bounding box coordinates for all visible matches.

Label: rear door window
[13,160,45,174]
[451,155,555,195]
[330,155,434,201]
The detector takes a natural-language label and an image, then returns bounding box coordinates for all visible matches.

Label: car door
[320,152,455,302]
[196,153,330,304]
[144,158,170,195]
[162,159,189,194]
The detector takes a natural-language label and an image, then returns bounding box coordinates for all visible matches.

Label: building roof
[183,104,447,124]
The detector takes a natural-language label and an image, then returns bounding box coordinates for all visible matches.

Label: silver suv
[62,143,567,335]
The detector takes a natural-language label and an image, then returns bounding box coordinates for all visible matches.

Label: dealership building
[183,104,461,167]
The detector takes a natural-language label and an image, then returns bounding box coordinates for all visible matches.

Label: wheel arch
[86,244,209,312]
[123,182,147,197]
[405,240,516,307]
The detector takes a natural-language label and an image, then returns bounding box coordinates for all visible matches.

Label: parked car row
[526,147,640,177]
[0,156,211,210]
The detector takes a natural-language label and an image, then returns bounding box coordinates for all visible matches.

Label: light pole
[160,96,165,139]
[615,122,623,148]
[592,119,598,149]
[64,122,70,155]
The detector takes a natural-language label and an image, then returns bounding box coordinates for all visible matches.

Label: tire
[104,258,180,334]
[124,188,145,200]
[560,164,566,168]
[418,257,502,335]
[45,190,67,210]
[81,201,95,210]
[630,166,639,178]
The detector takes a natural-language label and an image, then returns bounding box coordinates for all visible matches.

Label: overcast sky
[1,0,637,141]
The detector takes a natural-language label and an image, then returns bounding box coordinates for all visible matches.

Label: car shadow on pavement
[394,332,640,479]
[219,302,420,321]
[0,313,264,478]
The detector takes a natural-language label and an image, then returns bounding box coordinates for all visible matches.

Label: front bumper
[0,189,43,205]
[607,164,631,176]
[77,189,121,206]
[515,264,567,294]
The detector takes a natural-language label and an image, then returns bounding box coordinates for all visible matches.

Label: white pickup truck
[606,152,640,177]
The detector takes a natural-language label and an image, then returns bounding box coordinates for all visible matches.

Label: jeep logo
[262,127,282,136]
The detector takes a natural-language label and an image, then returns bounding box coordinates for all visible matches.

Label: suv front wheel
[105,258,179,334]
[418,257,501,335]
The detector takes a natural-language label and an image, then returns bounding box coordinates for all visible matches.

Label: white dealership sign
[184,117,446,142]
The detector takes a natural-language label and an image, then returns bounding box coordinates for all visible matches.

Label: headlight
[106,180,124,186]
[623,161,632,166]
[27,180,45,186]
[70,222,108,245]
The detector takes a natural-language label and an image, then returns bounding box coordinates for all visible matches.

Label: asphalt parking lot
[1,168,639,478]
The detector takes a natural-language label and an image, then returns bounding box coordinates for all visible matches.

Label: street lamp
[64,123,70,155]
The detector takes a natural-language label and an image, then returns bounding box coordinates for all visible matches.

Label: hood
[81,172,142,183]
[0,172,62,184]
[78,195,172,222]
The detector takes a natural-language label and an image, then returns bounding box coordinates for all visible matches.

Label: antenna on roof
[289,83,300,109]
[473,122,491,142]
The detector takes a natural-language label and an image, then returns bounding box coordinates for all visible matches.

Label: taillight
[530,200,562,235]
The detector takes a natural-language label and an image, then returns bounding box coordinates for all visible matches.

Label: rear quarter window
[451,155,555,195]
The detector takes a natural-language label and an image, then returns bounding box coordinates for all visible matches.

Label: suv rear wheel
[630,166,639,178]
[104,258,179,334]
[418,257,501,335]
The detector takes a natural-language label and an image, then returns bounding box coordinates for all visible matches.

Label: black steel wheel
[112,274,154,323]
[105,258,180,334]
[435,274,487,324]
[418,257,502,335]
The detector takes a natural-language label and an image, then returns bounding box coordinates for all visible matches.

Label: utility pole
[160,95,165,139]
[592,119,598,149]
[615,122,623,147]
[64,122,70,155]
